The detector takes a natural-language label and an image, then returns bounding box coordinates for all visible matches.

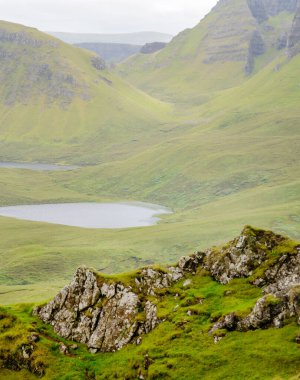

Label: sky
[0,0,219,35]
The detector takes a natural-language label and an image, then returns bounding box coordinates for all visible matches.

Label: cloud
[0,0,218,34]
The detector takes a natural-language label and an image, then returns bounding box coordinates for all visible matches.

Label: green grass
[0,1,299,327]
[1,269,300,379]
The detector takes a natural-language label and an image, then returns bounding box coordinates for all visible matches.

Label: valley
[0,0,300,378]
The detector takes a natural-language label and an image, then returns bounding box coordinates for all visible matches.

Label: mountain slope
[0,20,172,163]
[0,0,300,309]
[117,0,297,102]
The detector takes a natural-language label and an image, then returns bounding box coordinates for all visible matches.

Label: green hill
[117,0,296,102]
[0,20,172,163]
[0,0,300,319]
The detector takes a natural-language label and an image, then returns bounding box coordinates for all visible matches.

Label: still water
[0,202,171,229]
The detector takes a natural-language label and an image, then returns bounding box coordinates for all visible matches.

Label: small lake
[0,162,78,171]
[0,202,171,229]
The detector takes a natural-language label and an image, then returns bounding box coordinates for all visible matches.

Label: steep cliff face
[36,227,300,353]
[288,0,300,55]
[247,0,297,22]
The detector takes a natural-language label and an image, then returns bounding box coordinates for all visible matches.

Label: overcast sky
[0,0,219,35]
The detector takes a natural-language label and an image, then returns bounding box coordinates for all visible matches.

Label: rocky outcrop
[245,30,266,74]
[0,29,58,48]
[140,42,167,55]
[209,227,300,332]
[200,226,285,284]
[35,252,203,352]
[247,0,269,23]
[0,23,91,107]
[247,0,297,23]
[35,268,150,352]
[91,56,106,71]
[36,226,300,352]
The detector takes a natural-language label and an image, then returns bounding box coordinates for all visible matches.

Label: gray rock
[183,279,191,287]
[59,343,69,355]
[288,0,300,55]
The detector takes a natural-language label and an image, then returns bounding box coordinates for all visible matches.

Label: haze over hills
[75,41,168,64]
[46,31,173,45]
[74,42,142,63]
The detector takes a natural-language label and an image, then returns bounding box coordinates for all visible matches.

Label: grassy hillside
[0,0,300,309]
[1,53,300,305]
[0,20,172,163]
[117,0,295,103]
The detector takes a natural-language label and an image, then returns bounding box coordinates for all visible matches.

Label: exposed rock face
[140,42,167,54]
[0,24,91,106]
[247,0,269,23]
[247,0,297,22]
[203,0,257,65]
[36,268,150,352]
[36,253,203,352]
[36,226,300,352]
[201,226,285,284]
[0,29,58,48]
[208,227,300,332]
[91,56,106,71]
[287,0,300,55]
[245,30,266,74]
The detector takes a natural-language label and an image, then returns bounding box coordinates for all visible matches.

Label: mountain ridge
[117,0,299,102]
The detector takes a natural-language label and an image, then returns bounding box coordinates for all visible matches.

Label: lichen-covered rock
[210,229,300,332]
[36,266,164,352]
[37,226,300,351]
[135,268,173,295]
[201,226,285,284]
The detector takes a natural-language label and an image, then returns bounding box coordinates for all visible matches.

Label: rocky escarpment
[0,23,95,106]
[247,0,297,23]
[36,226,300,353]
[245,30,266,74]
[202,0,297,75]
